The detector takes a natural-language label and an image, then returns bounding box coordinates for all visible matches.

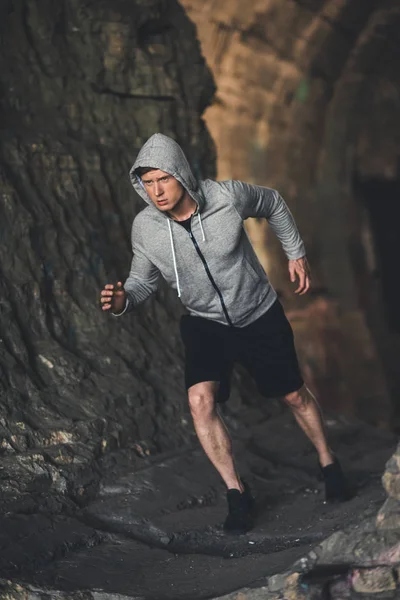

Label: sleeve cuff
[111,298,130,317]
[286,244,306,260]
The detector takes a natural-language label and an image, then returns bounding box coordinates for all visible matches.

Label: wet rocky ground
[0,407,397,600]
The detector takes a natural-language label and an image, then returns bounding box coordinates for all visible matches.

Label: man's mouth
[157,199,168,205]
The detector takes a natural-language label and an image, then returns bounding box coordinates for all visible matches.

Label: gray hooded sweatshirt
[114,134,305,327]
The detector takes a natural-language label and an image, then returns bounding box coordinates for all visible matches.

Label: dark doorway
[355,177,400,334]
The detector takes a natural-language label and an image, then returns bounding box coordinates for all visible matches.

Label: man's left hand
[288,256,311,295]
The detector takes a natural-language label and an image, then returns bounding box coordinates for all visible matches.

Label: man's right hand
[100,281,126,314]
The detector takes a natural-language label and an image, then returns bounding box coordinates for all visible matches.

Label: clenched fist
[100,281,126,314]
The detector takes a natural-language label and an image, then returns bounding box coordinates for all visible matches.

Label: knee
[283,386,309,410]
[188,389,216,420]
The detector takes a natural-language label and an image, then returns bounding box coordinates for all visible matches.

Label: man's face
[140,169,185,212]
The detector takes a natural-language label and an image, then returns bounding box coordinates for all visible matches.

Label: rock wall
[0,0,215,512]
[180,0,400,425]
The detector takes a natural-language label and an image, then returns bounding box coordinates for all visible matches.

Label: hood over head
[129,133,204,212]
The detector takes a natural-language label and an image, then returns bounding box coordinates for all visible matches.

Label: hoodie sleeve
[221,179,306,260]
[112,218,160,317]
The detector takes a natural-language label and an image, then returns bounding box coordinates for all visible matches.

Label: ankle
[319,451,335,468]
[225,478,244,493]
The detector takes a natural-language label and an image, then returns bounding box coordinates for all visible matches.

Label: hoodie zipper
[187,228,233,327]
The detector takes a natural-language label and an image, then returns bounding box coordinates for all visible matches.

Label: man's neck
[168,191,197,222]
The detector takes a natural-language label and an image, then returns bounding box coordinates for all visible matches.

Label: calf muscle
[188,382,243,491]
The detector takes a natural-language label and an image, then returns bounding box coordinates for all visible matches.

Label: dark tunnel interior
[356,177,400,335]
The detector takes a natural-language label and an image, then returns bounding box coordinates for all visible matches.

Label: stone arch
[315,4,400,302]
[315,4,400,413]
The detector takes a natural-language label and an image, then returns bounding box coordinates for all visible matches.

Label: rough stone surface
[328,577,352,600]
[377,497,400,530]
[382,444,400,501]
[0,410,396,599]
[268,573,290,593]
[382,474,400,503]
[351,566,397,593]
[0,0,215,515]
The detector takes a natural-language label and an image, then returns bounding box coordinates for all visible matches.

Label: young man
[100,133,350,534]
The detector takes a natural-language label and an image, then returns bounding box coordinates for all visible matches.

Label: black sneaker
[223,480,254,534]
[320,457,352,502]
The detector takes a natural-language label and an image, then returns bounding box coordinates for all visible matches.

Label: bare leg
[188,381,243,491]
[283,384,334,467]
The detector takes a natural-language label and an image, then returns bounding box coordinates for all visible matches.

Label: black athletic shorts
[180,299,303,402]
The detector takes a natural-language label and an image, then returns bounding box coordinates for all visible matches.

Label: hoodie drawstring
[168,219,182,298]
[198,213,206,242]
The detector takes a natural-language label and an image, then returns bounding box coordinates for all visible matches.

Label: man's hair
[135,166,156,177]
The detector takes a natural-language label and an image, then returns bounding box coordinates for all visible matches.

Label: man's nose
[154,182,163,196]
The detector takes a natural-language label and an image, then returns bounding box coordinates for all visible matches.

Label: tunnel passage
[354,177,400,335]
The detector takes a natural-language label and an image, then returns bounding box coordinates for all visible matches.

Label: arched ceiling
[181,0,400,296]
[181,0,400,418]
